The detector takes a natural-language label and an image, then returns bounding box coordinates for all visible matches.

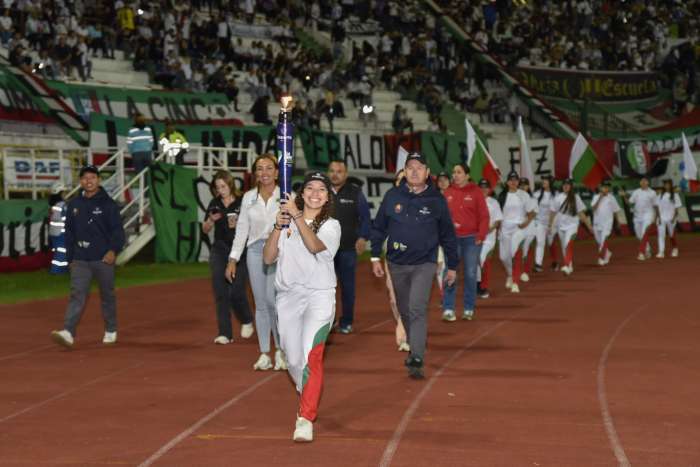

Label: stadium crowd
[1,0,697,127]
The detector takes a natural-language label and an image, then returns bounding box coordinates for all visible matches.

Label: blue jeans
[442,236,481,312]
[333,249,357,327]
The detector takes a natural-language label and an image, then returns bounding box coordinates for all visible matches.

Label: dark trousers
[333,249,357,327]
[132,151,152,174]
[209,243,253,339]
[63,260,116,336]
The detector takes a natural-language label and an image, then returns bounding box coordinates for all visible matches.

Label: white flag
[465,118,476,164]
[681,132,698,181]
[517,116,534,182]
[396,146,409,173]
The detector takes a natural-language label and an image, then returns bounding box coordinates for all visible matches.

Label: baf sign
[3,156,72,189]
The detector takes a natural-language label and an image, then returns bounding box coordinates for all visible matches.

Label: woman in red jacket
[441,163,490,321]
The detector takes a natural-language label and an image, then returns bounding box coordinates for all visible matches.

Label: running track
[1,236,699,466]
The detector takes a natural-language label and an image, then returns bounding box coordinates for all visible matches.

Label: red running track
[1,235,699,466]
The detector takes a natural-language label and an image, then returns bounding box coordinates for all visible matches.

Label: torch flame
[281,95,294,112]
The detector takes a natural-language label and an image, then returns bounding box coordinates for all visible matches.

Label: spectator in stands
[159,121,189,164]
[392,105,414,134]
[473,91,490,123]
[0,9,12,46]
[34,49,56,80]
[52,35,73,78]
[251,95,272,125]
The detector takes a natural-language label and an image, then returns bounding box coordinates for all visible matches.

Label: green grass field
[0,262,211,305]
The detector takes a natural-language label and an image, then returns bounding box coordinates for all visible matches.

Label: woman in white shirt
[656,179,682,258]
[226,154,286,371]
[263,172,341,443]
[477,178,503,298]
[549,179,591,276]
[497,172,535,293]
[532,176,558,271]
[591,181,621,266]
[624,177,658,261]
[518,177,537,282]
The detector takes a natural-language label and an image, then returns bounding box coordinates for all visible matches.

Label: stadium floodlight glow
[38,62,45,69]
[137,8,144,15]
[362,105,374,114]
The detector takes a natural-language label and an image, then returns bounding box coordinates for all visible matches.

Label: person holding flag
[656,179,682,258]
[591,180,621,266]
[549,179,591,276]
[517,177,537,282]
[532,176,559,271]
[497,171,535,293]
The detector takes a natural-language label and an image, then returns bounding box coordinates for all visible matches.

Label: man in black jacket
[370,153,458,379]
[51,165,125,348]
[328,160,371,334]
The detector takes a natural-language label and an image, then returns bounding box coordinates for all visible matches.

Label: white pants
[277,286,335,394]
[521,224,536,257]
[499,225,524,276]
[633,215,654,240]
[534,221,555,266]
[477,236,496,281]
[657,220,676,253]
[593,226,612,252]
[557,224,578,266]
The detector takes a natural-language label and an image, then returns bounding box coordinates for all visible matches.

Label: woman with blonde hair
[225,154,287,371]
[203,170,254,344]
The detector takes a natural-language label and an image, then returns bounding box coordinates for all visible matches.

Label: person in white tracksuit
[549,179,591,276]
[518,177,537,282]
[656,179,682,258]
[622,177,658,261]
[476,178,502,298]
[497,171,535,294]
[532,176,558,272]
[591,180,621,266]
[263,172,341,443]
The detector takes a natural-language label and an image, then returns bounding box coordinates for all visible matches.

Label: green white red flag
[466,119,500,187]
[569,133,608,189]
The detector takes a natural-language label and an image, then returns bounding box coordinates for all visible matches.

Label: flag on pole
[569,133,607,189]
[681,132,699,192]
[396,146,409,173]
[517,116,534,182]
[465,119,500,187]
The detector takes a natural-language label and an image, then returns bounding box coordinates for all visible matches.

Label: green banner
[48,81,239,123]
[89,113,276,157]
[148,162,201,262]
[419,131,467,173]
[0,200,50,271]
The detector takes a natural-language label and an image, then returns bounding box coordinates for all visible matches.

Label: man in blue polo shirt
[370,152,458,379]
[50,165,125,348]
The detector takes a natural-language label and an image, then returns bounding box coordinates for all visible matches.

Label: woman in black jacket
[203,171,254,344]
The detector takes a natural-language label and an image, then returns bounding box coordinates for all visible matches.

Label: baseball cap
[302,171,332,192]
[563,178,575,185]
[79,165,100,177]
[601,180,612,187]
[506,171,519,181]
[405,152,428,166]
[519,177,530,185]
[436,171,450,179]
[478,178,490,188]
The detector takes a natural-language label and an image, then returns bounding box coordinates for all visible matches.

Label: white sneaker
[637,253,646,261]
[655,253,664,259]
[462,309,474,320]
[51,329,74,348]
[671,248,679,258]
[510,283,520,293]
[213,335,230,345]
[398,342,410,352]
[520,272,530,282]
[441,309,456,322]
[597,258,604,266]
[293,416,313,442]
[505,277,513,289]
[604,250,612,265]
[274,349,288,371]
[253,353,273,371]
[561,265,572,276]
[240,323,254,339]
[102,331,117,345]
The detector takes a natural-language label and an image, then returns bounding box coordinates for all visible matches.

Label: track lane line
[597,305,646,467]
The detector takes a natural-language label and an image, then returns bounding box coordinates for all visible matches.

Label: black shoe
[533,264,543,273]
[405,355,424,379]
[478,288,490,299]
[407,366,425,379]
[551,262,560,271]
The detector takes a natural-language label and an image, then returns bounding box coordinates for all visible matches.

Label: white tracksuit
[656,192,682,254]
[550,193,586,266]
[532,190,556,266]
[499,190,533,279]
[591,193,621,253]
[275,217,341,422]
[629,188,658,240]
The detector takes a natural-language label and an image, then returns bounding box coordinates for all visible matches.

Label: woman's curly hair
[294,189,334,233]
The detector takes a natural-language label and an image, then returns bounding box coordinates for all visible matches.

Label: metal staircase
[66,146,255,265]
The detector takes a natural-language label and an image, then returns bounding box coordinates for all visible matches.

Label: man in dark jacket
[370,153,458,379]
[328,160,371,334]
[51,165,125,348]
